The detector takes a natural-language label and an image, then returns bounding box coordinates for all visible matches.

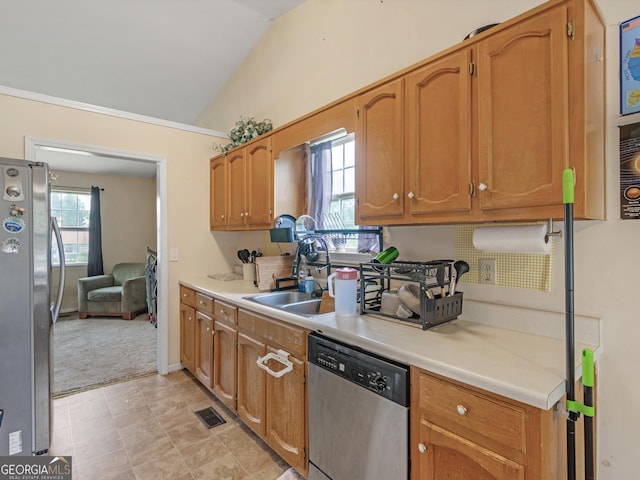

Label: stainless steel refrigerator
[0,157,64,456]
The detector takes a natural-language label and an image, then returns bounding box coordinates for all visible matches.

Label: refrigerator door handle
[51,216,65,324]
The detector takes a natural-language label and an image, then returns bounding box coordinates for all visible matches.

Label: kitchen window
[50,188,91,266]
[309,132,379,253]
[329,134,355,228]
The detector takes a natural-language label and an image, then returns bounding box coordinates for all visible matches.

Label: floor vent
[194,406,226,429]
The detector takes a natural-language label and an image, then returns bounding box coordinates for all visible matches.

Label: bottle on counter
[327,267,358,317]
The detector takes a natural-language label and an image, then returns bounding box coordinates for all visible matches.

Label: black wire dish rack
[359,260,463,330]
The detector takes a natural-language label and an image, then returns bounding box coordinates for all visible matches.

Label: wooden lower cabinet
[411,368,563,480]
[416,420,524,480]
[179,302,196,374]
[213,319,237,411]
[237,309,309,476]
[179,285,197,374]
[237,331,267,436]
[213,300,238,411]
[195,311,213,388]
[265,346,306,471]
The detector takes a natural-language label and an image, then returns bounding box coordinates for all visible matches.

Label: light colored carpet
[51,313,156,397]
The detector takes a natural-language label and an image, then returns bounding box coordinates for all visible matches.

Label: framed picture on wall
[620,14,640,116]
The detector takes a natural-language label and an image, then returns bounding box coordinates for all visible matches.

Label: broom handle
[583,349,595,480]
[563,168,577,480]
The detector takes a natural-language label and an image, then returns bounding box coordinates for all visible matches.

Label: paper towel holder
[546,218,562,242]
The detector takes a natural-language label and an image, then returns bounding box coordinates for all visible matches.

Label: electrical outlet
[480,259,496,285]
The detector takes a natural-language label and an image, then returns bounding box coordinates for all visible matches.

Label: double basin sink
[245,290,323,317]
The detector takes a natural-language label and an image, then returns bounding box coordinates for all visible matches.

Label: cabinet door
[414,418,524,480]
[226,149,248,228]
[355,78,405,222]
[476,5,568,213]
[213,320,237,411]
[265,347,306,474]
[179,303,196,374]
[210,157,227,230]
[195,311,214,388]
[405,49,472,217]
[237,331,267,436]
[246,137,273,229]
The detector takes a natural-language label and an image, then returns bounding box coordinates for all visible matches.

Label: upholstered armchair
[78,263,147,320]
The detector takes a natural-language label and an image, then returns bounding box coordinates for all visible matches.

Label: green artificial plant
[213,117,273,155]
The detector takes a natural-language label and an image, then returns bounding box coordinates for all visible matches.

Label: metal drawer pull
[418,443,427,453]
[256,349,293,378]
[456,404,468,416]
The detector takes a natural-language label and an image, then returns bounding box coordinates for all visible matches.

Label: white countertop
[180,275,599,411]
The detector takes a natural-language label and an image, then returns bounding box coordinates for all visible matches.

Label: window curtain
[87,186,104,276]
[309,140,333,229]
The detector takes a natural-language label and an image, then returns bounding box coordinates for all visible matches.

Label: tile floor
[49,370,290,480]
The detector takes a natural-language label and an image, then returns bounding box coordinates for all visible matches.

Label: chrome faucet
[292,233,331,284]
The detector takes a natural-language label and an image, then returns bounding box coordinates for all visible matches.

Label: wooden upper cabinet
[476,4,568,214]
[210,157,227,229]
[210,136,273,231]
[355,78,405,222]
[246,137,274,228]
[226,149,247,228]
[405,49,473,217]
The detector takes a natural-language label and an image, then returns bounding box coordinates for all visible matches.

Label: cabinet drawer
[195,292,215,315]
[238,309,308,356]
[416,372,526,457]
[179,285,196,307]
[215,300,237,326]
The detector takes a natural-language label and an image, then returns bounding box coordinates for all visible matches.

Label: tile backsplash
[455,223,554,292]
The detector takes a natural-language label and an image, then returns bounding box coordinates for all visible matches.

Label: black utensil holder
[359,260,463,330]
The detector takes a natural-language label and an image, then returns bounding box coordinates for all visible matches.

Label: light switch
[169,248,179,262]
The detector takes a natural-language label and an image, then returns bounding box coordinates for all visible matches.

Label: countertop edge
[180,277,600,411]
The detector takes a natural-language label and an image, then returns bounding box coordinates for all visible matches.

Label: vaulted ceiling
[0,0,305,126]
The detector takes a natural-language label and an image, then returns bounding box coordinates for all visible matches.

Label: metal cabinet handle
[392,193,399,200]
[418,443,427,453]
[456,404,468,416]
[478,182,488,191]
[407,191,415,199]
[256,349,294,378]
[469,181,475,196]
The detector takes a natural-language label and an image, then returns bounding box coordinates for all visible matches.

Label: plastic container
[327,267,358,317]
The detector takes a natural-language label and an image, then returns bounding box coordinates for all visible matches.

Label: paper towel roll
[472,224,551,254]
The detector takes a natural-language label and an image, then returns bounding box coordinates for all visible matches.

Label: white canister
[327,267,358,317]
[242,263,256,282]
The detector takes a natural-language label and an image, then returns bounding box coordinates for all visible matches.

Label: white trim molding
[2,84,228,138]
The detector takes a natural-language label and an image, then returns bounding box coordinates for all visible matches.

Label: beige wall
[197,0,640,477]
[49,170,157,312]
[0,92,235,367]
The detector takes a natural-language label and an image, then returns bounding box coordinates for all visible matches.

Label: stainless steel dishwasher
[308,332,409,480]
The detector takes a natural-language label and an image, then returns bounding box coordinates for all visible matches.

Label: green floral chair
[77,263,147,320]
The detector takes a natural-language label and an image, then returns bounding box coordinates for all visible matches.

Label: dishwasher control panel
[308,332,409,406]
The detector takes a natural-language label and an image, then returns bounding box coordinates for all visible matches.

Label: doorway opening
[25,137,168,395]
